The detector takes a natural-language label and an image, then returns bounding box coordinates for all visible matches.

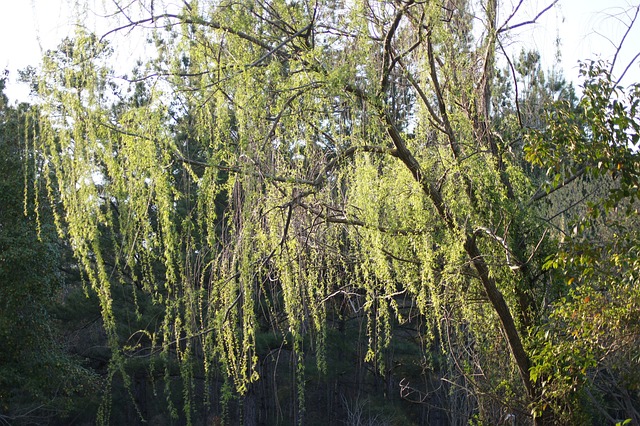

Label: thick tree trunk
[463,235,533,398]
[382,111,538,418]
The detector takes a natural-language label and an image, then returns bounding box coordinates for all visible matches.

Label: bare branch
[297,201,424,236]
[498,40,523,128]
[612,4,640,85]
[498,0,525,32]
[426,33,460,160]
[528,165,587,204]
[475,226,521,271]
[616,50,640,86]
[610,4,640,76]
[380,6,406,92]
[101,13,274,52]
[250,23,313,68]
[497,1,559,34]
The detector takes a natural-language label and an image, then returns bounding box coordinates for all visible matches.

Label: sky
[521,0,640,84]
[1,0,639,102]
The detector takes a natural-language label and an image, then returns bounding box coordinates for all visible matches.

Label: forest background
[1,0,640,425]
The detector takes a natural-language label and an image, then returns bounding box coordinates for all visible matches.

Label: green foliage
[525,61,640,205]
[0,75,100,424]
[21,1,640,425]
[526,63,640,423]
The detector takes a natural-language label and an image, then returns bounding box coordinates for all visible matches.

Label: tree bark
[382,110,536,407]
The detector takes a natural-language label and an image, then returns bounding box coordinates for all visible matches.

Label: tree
[0,73,100,425]
[527,60,640,424]
[27,1,639,424]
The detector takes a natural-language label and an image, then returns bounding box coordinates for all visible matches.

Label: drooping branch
[311,145,399,187]
[374,84,536,400]
[262,86,317,148]
[478,0,516,200]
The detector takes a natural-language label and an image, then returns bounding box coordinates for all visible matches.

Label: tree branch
[101,13,274,52]
[498,40,523,128]
[610,4,640,79]
[497,0,559,34]
[427,32,460,160]
[528,165,587,204]
[297,201,423,236]
[397,57,444,128]
[380,6,406,92]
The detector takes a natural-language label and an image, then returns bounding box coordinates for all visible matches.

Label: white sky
[1,0,639,102]
[519,0,640,84]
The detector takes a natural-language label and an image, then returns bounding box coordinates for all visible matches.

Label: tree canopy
[17,0,640,424]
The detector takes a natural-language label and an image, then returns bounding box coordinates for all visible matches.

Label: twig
[611,4,640,79]
[497,1,559,34]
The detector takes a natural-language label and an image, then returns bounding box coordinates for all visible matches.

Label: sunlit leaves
[26,0,640,424]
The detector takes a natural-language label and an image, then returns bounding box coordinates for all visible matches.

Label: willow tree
[30,0,608,424]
